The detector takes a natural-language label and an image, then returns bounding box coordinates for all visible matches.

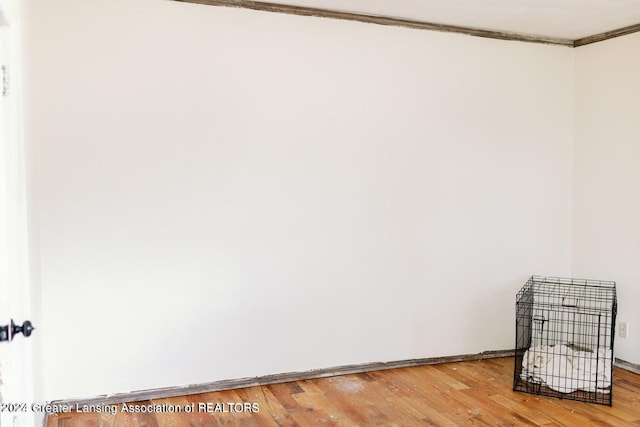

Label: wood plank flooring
[46,357,640,426]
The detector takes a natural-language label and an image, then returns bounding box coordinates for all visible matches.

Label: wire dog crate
[513,275,617,405]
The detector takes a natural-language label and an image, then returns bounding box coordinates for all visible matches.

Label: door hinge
[2,65,8,97]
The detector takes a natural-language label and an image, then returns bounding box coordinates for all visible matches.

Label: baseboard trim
[614,358,640,375]
[52,349,515,407]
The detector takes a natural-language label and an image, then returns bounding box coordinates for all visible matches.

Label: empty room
[0,0,639,426]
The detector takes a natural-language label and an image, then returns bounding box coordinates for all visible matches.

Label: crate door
[571,312,609,351]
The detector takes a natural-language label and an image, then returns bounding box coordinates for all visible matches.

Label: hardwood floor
[46,357,640,426]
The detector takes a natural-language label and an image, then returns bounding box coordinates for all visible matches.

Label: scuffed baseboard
[52,349,515,408]
[44,349,640,427]
[614,358,640,375]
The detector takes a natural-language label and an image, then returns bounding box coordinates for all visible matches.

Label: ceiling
[264,0,640,41]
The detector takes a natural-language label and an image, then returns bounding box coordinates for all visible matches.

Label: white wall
[23,0,574,400]
[573,33,640,366]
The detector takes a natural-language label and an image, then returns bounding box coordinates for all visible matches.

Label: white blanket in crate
[521,344,612,394]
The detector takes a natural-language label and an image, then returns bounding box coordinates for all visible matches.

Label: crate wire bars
[513,275,617,405]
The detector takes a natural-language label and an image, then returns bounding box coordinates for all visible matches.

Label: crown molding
[174,0,640,47]
[175,0,640,48]
[174,0,575,46]
[573,22,640,47]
